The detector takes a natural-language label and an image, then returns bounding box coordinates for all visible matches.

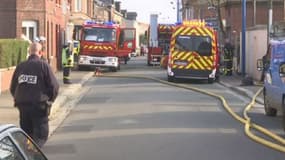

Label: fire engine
[147,14,174,66]
[167,20,219,83]
[78,20,136,71]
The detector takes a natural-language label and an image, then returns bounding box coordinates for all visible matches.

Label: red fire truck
[147,14,174,66]
[78,20,136,71]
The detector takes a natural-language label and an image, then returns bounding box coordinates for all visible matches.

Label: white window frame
[75,0,82,12]
[22,21,37,42]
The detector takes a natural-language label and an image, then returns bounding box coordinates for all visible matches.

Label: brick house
[0,0,71,70]
[181,0,284,40]
[0,0,71,94]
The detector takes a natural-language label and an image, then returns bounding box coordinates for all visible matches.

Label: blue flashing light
[84,20,117,27]
[104,21,115,26]
[84,20,98,25]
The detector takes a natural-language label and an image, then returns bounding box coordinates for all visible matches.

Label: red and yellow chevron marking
[83,45,114,51]
[170,26,217,71]
[158,25,175,33]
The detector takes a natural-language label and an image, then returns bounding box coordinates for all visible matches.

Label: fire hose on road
[94,72,285,153]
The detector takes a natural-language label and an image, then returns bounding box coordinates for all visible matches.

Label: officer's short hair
[29,42,42,55]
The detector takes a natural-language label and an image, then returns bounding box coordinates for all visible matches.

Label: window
[175,35,212,56]
[0,137,24,160]
[75,0,82,12]
[22,21,37,42]
[11,131,46,160]
[123,29,135,41]
[83,28,116,43]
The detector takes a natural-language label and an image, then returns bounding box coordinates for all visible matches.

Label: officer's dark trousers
[63,66,71,83]
[18,103,49,148]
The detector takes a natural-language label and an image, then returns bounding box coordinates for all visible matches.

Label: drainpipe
[241,0,246,76]
[0,71,1,95]
[268,0,273,44]
[253,0,256,26]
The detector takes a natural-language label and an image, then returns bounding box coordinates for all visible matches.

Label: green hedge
[0,39,29,68]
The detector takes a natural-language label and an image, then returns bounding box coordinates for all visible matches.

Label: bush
[0,39,29,68]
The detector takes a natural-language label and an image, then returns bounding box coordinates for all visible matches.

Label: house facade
[0,0,71,70]
[0,0,141,93]
[181,0,284,41]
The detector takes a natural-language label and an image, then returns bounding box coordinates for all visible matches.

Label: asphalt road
[43,56,285,159]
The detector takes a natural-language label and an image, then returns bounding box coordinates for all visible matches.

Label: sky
[119,0,178,24]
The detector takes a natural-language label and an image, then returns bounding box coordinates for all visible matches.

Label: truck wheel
[78,65,89,71]
[168,75,174,82]
[208,78,214,84]
[282,97,285,132]
[110,67,117,72]
[264,93,277,116]
[147,61,151,66]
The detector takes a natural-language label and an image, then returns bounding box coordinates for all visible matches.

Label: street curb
[49,72,94,118]
[219,81,264,105]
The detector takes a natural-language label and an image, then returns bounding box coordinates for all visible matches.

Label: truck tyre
[168,75,174,82]
[78,65,89,71]
[124,57,128,64]
[264,93,277,116]
[208,78,214,84]
[117,64,121,70]
[281,96,285,132]
[110,67,117,72]
[215,74,220,82]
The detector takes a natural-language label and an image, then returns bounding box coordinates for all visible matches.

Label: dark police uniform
[10,54,59,148]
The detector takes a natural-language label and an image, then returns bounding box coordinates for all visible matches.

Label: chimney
[115,1,121,12]
[126,12,138,20]
[121,9,127,18]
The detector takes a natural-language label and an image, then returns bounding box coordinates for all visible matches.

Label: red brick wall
[0,0,17,38]
[222,2,284,34]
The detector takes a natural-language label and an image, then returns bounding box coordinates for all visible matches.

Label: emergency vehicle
[147,14,174,66]
[257,21,285,131]
[167,20,219,83]
[78,20,136,71]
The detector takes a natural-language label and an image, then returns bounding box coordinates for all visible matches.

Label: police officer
[62,41,74,84]
[223,39,234,76]
[10,42,59,148]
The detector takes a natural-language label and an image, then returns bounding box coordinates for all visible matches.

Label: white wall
[241,27,267,80]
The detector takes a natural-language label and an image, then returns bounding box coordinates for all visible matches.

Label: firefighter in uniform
[62,41,74,84]
[223,39,234,76]
[10,42,59,148]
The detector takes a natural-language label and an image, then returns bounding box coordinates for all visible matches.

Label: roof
[0,124,16,133]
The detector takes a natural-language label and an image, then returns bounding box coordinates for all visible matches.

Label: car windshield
[175,35,212,56]
[83,28,116,43]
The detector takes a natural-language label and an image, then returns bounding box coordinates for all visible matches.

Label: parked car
[257,40,285,132]
[0,124,48,160]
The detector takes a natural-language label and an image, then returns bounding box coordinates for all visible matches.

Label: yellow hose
[94,73,285,153]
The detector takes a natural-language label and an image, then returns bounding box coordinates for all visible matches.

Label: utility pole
[177,0,180,22]
[253,0,256,26]
[268,0,273,44]
[241,0,246,76]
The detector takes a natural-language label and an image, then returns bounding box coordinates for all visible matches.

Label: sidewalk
[0,71,94,125]
[219,73,264,104]
[0,70,264,126]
